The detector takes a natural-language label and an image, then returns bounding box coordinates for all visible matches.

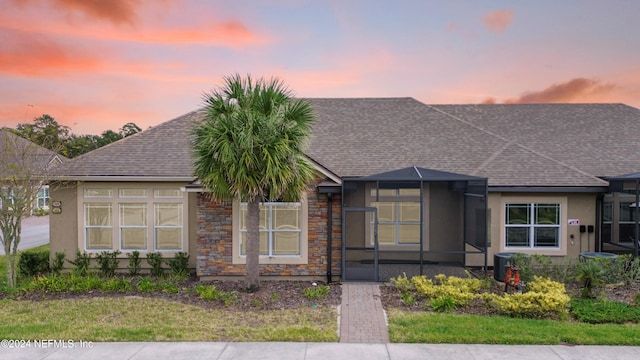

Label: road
[0,215,49,255]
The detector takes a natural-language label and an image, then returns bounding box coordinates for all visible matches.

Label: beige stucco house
[49,99,640,281]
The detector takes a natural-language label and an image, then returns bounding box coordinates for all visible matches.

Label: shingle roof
[0,130,65,178]
[52,98,640,188]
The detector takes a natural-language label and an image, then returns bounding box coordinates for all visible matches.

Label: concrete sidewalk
[3,342,639,359]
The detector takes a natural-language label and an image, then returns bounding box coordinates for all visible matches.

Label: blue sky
[1,0,639,134]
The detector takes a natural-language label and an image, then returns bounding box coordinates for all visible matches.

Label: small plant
[50,252,66,275]
[302,283,330,300]
[430,295,457,312]
[167,252,190,277]
[127,251,142,276]
[135,277,158,292]
[146,252,164,277]
[18,250,50,277]
[67,250,91,276]
[270,292,281,302]
[101,277,133,292]
[222,291,239,306]
[390,273,413,292]
[96,250,121,277]
[575,260,605,299]
[571,299,640,324]
[400,292,417,306]
[195,284,222,301]
[252,299,262,308]
[159,280,180,294]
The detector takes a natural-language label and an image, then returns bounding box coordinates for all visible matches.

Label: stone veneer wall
[196,190,342,279]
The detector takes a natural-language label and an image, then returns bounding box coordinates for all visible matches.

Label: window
[81,185,186,252]
[37,187,49,209]
[370,188,421,245]
[119,203,147,250]
[155,203,183,250]
[85,203,113,249]
[239,202,301,256]
[505,203,560,248]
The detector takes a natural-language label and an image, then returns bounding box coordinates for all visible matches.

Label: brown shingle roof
[53,99,640,188]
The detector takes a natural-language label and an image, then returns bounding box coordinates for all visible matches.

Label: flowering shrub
[410,274,482,307]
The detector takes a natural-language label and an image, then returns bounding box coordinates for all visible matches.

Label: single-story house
[49,98,640,281]
[1,130,65,212]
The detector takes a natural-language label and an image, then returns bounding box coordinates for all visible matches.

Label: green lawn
[0,298,338,342]
[388,309,640,345]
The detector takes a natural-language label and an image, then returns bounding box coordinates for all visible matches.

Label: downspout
[595,193,603,252]
[326,192,333,283]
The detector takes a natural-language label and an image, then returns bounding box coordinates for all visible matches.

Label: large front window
[370,188,421,245]
[239,202,301,256]
[505,203,560,248]
[82,185,186,252]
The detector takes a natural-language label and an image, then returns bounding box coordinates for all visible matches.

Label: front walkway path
[339,283,389,343]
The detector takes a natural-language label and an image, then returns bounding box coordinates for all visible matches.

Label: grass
[0,298,338,342]
[388,309,640,345]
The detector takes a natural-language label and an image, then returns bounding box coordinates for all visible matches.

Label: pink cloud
[483,10,514,32]
[505,78,617,104]
[12,0,145,25]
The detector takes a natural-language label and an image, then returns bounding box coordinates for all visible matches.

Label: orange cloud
[0,29,103,77]
[12,0,144,25]
[483,10,514,32]
[505,78,617,104]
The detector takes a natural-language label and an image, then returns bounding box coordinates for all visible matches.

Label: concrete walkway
[339,283,389,343]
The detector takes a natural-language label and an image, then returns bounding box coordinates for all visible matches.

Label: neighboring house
[49,99,640,281]
[0,130,65,213]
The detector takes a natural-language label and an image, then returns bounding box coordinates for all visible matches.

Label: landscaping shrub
[67,250,91,276]
[101,277,133,292]
[411,274,481,307]
[482,276,570,319]
[195,284,223,301]
[571,299,640,324]
[135,277,159,292]
[146,252,164,277]
[167,252,189,277]
[430,295,457,312]
[50,252,66,275]
[530,254,577,284]
[18,250,50,277]
[575,260,605,298]
[302,283,330,300]
[96,250,121,277]
[127,251,141,276]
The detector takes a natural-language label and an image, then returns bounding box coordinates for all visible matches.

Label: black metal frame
[605,173,640,258]
[341,166,488,281]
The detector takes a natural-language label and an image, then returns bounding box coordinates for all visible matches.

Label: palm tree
[192,74,315,291]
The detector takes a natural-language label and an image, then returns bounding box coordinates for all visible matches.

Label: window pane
[399,202,420,222]
[399,188,420,197]
[273,232,300,255]
[120,204,146,226]
[620,202,636,222]
[378,224,395,244]
[398,224,420,244]
[507,204,529,224]
[536,204,559,224]
[239,204,268,230]
[273,205,299,230]
[603,202,612,223]
[84,189,112,197]
[121,228,146,249]
[506,227,529,247]
[87,228,112,249]
[374,202,395,222]
[240,232,268,255]
[155,228,181,249]
[534,228,559,247]
[119,189,147,198]
[85,204,112,226]
[155,204,182,226]
[154,189,182,198]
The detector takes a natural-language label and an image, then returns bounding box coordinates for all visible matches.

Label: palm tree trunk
[245,199,260,291]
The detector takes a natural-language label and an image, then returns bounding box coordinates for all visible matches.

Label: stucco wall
[49,183,79,262]
[468,192,599,267]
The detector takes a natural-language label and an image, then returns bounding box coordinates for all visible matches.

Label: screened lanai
[602,173,640,257]
[341,166,488,282]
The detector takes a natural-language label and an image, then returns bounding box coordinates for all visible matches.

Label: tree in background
[192,74,315,291]
[9,116,142,158]
[0,131,62,287]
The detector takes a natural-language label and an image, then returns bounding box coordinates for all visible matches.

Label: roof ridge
[426,104,609,185]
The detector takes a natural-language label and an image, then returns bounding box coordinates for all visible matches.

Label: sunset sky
[1,0,639,135]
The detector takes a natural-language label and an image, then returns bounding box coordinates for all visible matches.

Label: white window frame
[369,188,421,246]
[78,183,187,254]
[232,195,308,265]
[501,196,567,256]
